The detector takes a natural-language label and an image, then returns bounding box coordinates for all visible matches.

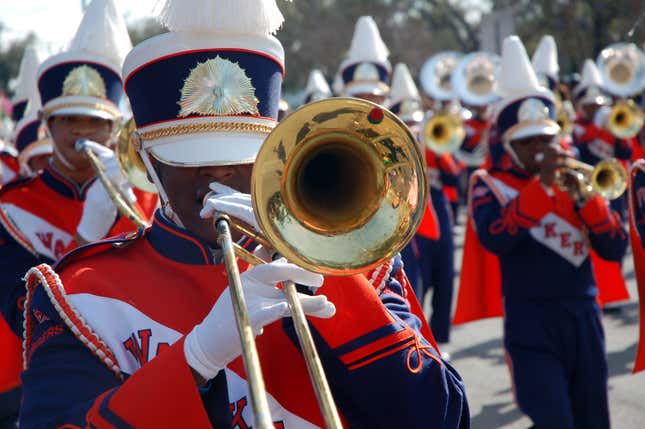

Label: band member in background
[19,1,469,427]
[390,62,456,351]
[12,75,53,178]
[0,2,147,425]
[462,36,626,429]
[338,16,391,106]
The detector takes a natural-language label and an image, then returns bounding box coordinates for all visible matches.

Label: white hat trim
[39,51,121,80]
[503,120,560,143]
[41,96,121,121]
[123,32,285,80]
[139,115,276,166]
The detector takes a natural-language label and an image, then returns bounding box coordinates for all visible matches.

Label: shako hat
[495,36,559,143]
[573,59,611,106]
[531,35,559,91]
[123,0,286,167]
[388,63,424,123]
[303,70,332,104]
[37,0,132,121]
[11,46,43,123]
[339,16,391,97]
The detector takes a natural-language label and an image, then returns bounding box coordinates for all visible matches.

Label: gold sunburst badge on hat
[178,56,260,117]
[62,65,107,98]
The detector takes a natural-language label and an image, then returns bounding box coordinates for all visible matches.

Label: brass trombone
[214,97,428,428]
[75,138,149,228]
[557,158,627,200]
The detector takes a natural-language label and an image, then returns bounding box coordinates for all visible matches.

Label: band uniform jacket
[0,164,154,407]
[19,210,470,429]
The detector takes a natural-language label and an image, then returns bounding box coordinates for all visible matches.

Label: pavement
[419,220,645,428]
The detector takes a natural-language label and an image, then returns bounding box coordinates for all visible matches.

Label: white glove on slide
[200,182,259,231]
[76,141,136,242]
[184,259,336,380]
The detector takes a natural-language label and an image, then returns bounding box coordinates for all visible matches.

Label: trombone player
[19,0,469,428]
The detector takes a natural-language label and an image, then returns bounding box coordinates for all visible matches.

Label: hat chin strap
[139,147,185,228]
[503,139,526,170]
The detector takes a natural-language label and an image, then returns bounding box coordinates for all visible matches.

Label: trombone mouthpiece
[75,139,89,152]
[534,153,545,163]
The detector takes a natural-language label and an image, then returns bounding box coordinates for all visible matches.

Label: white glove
[184,259,336,380]
[76,141,136,242]
[76,178,118,242]
[81,140,136,203]
[200,182,258,231]
[593,105,612,129]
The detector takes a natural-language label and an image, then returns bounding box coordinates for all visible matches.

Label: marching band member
[458,36,626,428]
[1,46,44,187]
[390,62,454,348]
[12,71,53,177]
[339,16,391,105]
[303,69,332,105]
[19,1,469,428]
[0,2,147,423]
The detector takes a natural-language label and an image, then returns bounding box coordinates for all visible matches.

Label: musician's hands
[200,182,259,231]
[535,144,570,187]
[184,259,336,380]
[76,142,136,242]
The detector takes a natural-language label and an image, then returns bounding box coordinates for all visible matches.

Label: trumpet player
[463,36,626,429]
[19,1,469,428]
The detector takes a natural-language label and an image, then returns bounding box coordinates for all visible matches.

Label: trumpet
[557,158,627,200]
[215,97,427,428]
[607,99,644,139]
[422,111,465,154]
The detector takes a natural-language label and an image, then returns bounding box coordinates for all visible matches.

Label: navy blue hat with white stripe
[123,0,285,167]
[38,0,131,121]
[495,36,559,143]
[572,59,612,106]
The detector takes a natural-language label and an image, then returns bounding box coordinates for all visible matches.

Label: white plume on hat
[155,0,289,35]
[69,0,132,70]
[497,35,552,102]
[332,71,344,95]
[12,46,44,103]
[304,70,332,99]
[340,16,390,70]
[531,35,559,80]
[575,59,605,93]
[389,63,420,106]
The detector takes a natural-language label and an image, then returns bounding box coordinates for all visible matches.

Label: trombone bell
[561,158,627,200]
[252,98,427,275]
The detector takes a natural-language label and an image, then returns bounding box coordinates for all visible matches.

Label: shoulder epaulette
[54,227,148,272]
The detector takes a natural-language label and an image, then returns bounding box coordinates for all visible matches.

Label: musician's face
[154,160,253,244]
[47,115,114,172]
[509,134,555,174]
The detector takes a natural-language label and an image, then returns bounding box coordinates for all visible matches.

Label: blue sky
[0,0,158,50]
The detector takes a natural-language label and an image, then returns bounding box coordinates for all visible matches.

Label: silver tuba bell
[596,42,645,98]
[420,51,463,101]
[452,51,501,107]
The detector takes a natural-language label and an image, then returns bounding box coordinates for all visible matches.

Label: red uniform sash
[628,161,645,373]
[454,170,628,325]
